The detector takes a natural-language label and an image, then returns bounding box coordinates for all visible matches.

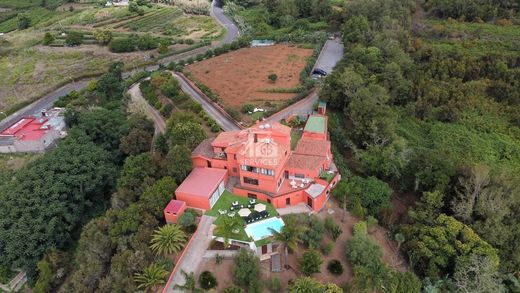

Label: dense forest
[0,0,518,291]
[321,0,520,291]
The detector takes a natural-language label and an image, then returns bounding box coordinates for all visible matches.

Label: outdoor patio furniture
[238,208,251,217]
[218,209,226,215]
[228,212,235,217]
[230,206,234,211]
[249,199,256,204]
[232,201,239,207]
[254,203,267,212]
[232,228,240,234]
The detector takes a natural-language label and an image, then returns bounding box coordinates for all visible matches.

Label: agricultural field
[185,44,313,122]
[0,2,223,115]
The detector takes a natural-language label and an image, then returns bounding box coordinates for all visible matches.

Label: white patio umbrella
[254,203,266,212]
[238,208,251,217]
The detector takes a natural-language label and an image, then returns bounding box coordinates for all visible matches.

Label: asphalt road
[266,39,344,122]
[210,0,240,45]
[173,73,241,131]
[0,0,239,132]
[313,38,344,74]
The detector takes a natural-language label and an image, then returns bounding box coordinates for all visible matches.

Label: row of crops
[118,7,183,32]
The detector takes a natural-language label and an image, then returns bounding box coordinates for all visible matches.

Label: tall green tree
[214,216,242,248]
[269,216,304,269]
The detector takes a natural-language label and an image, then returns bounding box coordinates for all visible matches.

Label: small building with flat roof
[164,200,187,224]
[0,108,66,153]
[175,167,228,210]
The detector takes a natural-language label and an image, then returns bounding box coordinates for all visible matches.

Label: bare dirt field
[185,44,313,109]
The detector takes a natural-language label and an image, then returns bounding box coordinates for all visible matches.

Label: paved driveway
[163,215,216,293]
[313,38,344,74]
[128,80,166,134]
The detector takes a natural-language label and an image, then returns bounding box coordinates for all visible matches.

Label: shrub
[178,211,195,228]
[226,107,241,120]
[199,271,217,290]
[160,104,174,118]
[185,38,195,45]
[137,34,158,50]
[327,260,343,275]
[268,73,278,82]
[216,254,223,265]
[188,101,203,113]
[17,13,30,30]
[300,249,323,276]
[109,38,136,52]
[267,277,281,292]
[241,104,254,113]
[43,32,54,45]
[331,226,342,241]
[321,241,333,255]
[210,123,221,133]
[158,43,168,54]
[65,31,83,46]
[93,29,113,45]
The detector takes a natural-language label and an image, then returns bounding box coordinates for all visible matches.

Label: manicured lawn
[291,129,302,150]
[206,191,278,242]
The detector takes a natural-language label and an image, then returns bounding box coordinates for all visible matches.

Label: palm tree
[174,270,203,293]
[214,216,242,248]
[150,224,188,256]
[287,277,324,292]
[269,216,304,269]
[134,263,168,292]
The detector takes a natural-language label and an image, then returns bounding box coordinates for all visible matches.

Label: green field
[0,0,65,9]
[422,19,520,56]
[0,2,223,115]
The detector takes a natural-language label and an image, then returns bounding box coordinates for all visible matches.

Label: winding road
[0,0,240,133]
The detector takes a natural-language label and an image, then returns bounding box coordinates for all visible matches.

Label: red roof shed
[164,200,187,224]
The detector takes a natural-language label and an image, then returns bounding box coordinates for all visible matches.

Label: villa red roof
[294,139,330,157]
[211,130,245,147]
[192,138,215,158]
[285,153,326,170]
[176,167,227,198]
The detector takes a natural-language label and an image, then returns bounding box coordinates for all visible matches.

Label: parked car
[312,68,328,76]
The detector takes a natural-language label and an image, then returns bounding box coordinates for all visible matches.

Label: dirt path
[128,80,166,134]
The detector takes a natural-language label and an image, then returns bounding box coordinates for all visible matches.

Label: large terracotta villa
[168,105,340,216]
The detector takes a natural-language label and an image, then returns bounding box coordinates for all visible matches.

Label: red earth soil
[185,44,313,109]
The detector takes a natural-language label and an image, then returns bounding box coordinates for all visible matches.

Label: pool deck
[245,217,285,241]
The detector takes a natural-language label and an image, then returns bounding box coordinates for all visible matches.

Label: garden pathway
[163,215,216,293]
[277,203,312,215]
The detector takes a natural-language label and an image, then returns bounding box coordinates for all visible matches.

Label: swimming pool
[245,217,285,241]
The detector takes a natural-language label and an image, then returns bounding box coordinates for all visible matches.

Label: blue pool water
[245,217,285,241]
